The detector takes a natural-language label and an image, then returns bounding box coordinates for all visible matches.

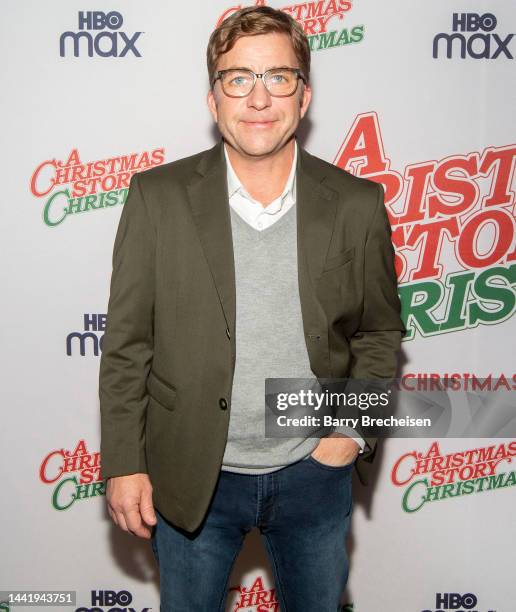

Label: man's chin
[229,138,289,159]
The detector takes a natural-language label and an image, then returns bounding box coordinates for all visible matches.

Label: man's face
[207,32,311,159]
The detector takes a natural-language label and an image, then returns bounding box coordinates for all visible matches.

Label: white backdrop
[2,1,515,611]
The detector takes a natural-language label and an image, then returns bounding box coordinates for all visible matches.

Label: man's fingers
[140,490,157,526]
[107,506,118,526]
[123,507,152,539]
[111,504,150,538]
[116,510,130,533]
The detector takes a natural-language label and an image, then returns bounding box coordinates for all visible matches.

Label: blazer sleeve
[99,172,155,479]
[348,182,406,459]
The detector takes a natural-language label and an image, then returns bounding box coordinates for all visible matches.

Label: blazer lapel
[295,145,338,376]
[296,145,338,285]
[186,141,236,337]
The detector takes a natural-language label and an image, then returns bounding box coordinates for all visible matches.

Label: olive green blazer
[99,139,405,532]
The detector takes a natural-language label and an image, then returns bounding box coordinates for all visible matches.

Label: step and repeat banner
[2,1,515,611]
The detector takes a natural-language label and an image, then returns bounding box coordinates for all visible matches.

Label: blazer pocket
[147,370,177,411]
[321,246,355,274]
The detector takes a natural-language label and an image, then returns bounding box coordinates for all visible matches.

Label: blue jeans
[150,455,355,611]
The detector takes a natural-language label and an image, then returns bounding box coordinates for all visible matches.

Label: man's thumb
[140,490,157,525]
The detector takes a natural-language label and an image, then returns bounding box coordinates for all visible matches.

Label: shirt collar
[224,140,298,206]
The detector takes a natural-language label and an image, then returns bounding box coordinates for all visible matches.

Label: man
[99,6,405,611]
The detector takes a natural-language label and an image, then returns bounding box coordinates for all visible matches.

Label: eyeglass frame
[212,67,307,98]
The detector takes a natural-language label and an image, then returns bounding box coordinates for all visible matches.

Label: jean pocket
[307,455,356,471]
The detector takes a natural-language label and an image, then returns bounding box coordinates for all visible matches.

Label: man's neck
[224,139,296,207]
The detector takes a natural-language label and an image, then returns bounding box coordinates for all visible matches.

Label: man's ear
[207,89,218,123]
[299,83,312,119]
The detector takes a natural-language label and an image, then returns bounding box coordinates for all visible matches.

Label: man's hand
[310,433,360,467]
[106,473,157,539]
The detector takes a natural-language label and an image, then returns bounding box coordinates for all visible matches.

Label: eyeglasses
[212,67,306,98]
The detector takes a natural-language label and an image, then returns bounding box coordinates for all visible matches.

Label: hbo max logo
[59,11,143,58]
[422,591,495,612]
[76,589,152,611]
[433,12,514,59]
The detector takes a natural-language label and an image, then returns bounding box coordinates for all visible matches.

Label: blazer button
[219,397,228,410]
[226,327,231,339]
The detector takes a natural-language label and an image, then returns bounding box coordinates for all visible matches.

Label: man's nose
[246,78,272,110]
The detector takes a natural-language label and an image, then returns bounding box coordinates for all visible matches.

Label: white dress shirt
[224,142,297,231]
[223,142,366,454]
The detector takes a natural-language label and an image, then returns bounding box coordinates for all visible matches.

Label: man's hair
[207,6,311,88]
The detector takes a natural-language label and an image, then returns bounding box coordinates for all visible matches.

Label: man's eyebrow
[220,66,251,71]
[220,65,296,71]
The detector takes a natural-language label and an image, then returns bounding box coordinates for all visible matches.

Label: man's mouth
[241,120,277,127]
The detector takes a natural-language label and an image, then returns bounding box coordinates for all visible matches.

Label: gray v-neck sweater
[221,203,322,473]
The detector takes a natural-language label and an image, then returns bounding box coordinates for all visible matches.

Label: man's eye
[228,75,250,86]
[270,74,286,83]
